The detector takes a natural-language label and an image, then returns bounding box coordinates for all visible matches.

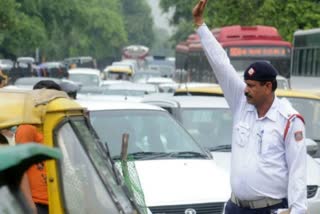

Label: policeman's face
[244,80,272,105]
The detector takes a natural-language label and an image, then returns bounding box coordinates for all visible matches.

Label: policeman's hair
[259,79,277,91]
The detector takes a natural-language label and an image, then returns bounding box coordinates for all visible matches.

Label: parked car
[132,70,162,83]
[68,68,101,87]
[7,76,79,91]
[112,60,138,74]
[103,65,133,81]
[104,82,159,96]
[78,99,231,214]
[0,89,142,214]
[143,95,320,213]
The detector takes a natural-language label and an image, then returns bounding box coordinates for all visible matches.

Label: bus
[176,25,292,83]
[291,28,320,76]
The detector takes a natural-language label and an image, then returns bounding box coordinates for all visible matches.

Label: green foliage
[0,0,154,62]
[121,0,154,47]
[159,0,320,43]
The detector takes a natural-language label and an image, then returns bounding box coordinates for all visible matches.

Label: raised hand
[192,0,208,26]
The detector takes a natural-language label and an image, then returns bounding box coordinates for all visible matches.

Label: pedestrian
[192,1,307,214]
[16,80,63,214]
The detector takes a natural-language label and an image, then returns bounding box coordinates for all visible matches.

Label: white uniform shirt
[197,24,307,214]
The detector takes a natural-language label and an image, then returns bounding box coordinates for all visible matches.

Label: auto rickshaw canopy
[0,143,61,172]
[0,89,84,129]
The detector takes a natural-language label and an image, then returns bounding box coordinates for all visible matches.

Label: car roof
[146,77,175,83]
[104,65,132,73]
[143,95,229,109]
[174,85,320,100]
[68,68,100,75]
[106,82,157,91]
[77,99,165,111]
[14,77,62,86]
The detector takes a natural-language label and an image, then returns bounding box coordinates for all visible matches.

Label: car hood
[211,152,320,186]
[134,159,231,207]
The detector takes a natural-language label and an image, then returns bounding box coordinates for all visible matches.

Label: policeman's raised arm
[192,0,245,114]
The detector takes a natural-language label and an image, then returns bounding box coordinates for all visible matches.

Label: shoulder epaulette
[283,114,305,141]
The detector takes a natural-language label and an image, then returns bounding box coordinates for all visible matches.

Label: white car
[68,68,101,87]
[78,100,231,214]
[143,95,320,213]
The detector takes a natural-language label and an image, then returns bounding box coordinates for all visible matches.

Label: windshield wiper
[112,152,171,160]
[167,151,208,159]
[208,144,231,152]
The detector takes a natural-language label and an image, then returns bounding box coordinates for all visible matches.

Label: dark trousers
[224,199,288,214]
[36,203,48,214]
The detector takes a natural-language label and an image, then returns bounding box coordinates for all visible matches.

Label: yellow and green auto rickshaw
[0,89,144,214]
[103,66,134,81]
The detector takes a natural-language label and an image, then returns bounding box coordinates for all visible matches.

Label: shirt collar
[245,96,278,122]
[264,97,278,122]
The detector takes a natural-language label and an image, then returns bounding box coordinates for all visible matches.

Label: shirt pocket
[260,129,282,156]
[235,122,250,147]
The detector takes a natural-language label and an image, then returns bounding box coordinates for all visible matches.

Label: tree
[0,0,128,61]
[121,0,154,47]
[159,0,320,43]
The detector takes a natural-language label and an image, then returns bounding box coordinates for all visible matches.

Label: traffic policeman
[193,1,307,213]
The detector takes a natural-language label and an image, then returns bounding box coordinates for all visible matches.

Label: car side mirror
[306,138,318,156]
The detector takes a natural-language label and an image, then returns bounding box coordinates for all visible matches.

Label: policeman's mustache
[245,92,252,98]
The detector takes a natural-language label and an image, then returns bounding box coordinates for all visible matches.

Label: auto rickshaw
[103,65,133,80]
[0,144,61,213]
[0,89,142,214]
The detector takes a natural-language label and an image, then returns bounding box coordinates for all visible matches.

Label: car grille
[149,202,225,214]
[307,185,318,198]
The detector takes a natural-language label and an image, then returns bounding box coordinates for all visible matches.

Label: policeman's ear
[260,81,273,93]
[264,81,272,92]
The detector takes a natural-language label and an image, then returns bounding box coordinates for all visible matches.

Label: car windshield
[107,72,131,80]
[55,117,136,213]
[69,73,99,86]
[89,110,207,160]
[180,108,233,151]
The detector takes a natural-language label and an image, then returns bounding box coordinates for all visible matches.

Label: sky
[146,0,175,35]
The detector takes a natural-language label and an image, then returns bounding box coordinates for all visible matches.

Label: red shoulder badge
[294,131,303,142]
